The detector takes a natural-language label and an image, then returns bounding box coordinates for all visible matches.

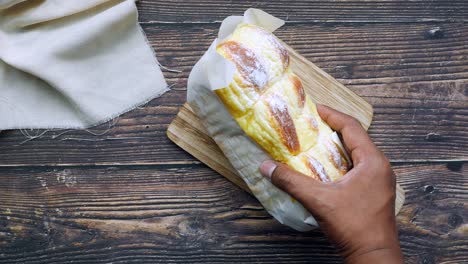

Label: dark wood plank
[0,22,466,166]
[136,0,467,23]
[0,163,466,263]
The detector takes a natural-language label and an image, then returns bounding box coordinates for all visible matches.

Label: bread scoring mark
[290,75,305,108]
[326,140,349,174]
[306,156,330,182]
[219,41,268,90]
[265,94,300,154]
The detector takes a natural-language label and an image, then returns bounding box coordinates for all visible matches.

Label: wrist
[339,222,403,264]
[344,246,403,264]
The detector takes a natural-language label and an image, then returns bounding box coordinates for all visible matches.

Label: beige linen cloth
[0,0,168,129]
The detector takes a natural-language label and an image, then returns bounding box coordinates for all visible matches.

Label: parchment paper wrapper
[187,9,348,231]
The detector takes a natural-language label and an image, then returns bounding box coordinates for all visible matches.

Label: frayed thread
[16,116,121,146]
[158,63,183,73]
[19,129,49,145]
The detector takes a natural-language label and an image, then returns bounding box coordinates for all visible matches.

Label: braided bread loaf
[215,23,350,182]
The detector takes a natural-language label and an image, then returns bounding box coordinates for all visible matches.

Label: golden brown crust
[265,94,301,154]
[290,75,305,108]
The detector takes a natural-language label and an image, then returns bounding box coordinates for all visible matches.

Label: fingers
[260,161,327,208]
[316,104,377,164]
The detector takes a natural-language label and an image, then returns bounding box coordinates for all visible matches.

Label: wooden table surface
[1,1,467,263]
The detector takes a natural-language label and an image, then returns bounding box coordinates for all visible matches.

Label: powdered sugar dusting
[220,41,268,90]
[308,116,318,129]
[255,26,289,68]
[306,156,330,182]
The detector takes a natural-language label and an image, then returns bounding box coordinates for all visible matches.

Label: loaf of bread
[215,23,350,182]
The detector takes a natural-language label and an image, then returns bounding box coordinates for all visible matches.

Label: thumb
[260,160,327,206]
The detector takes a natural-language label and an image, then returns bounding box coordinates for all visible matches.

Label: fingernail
[260,160,277,179]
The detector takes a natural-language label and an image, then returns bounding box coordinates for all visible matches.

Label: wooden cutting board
[167,43,405,215]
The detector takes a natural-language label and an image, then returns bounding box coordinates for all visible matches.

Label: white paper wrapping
[187,9,351,231]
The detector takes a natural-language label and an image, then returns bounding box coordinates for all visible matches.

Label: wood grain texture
[0,22,466,166]
[136,0,468,23]
[0,163,465,263]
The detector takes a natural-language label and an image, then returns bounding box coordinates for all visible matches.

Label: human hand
[260,104,403,263]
